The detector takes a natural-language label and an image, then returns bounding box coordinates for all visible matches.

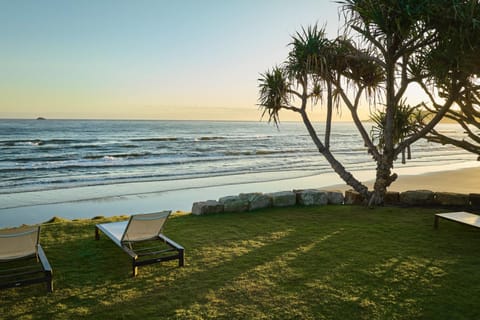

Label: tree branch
[333,81,381,160]
[299,109,370,198]
[350,25,387,59]
[426,131,479,155]
[396,84,460,156]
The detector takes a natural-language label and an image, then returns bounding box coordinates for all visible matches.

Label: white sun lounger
[95,211,184,276]
[434,211,480,230]
[0,226,53,292]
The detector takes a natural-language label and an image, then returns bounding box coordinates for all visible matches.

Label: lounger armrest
[159,234,184,250]
[37,244,52,272]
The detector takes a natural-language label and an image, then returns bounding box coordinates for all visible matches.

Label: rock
[191,200,224,215]
[295,189,328,206]
[219,195,249,213]
[270,191,297,207]
[399,190,435,205]
[435,192,469,206]
[239,193,272,211]
[344,189,364,205]
[326,190,344,205]
[384,191,400,205]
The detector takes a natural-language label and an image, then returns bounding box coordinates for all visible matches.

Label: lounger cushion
[122,211,171,243]
[0,226,39,261]
[96,211,171,247]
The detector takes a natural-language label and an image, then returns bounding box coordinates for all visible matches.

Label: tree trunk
[369,155,397,206]
[370,48,397,206]
[324,80,333,149]
[301,110,370,199]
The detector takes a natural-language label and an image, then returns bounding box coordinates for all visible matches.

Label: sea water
[0,119,474,194]
[0,119,477,226]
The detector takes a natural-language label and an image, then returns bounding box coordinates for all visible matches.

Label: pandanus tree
[258,0,480,205]
[259,25,382,201]
[415,0,480,157]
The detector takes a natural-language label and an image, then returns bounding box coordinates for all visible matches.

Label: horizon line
[0,117,364,123]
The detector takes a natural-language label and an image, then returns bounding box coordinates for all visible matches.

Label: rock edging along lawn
[191,189,480,215]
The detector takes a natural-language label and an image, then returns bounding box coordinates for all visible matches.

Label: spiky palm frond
[287,24,331,79]
[329,37,384,99]
[340,0,426,43]
[371,101,423,146]
[257,67,290,126]
[370,101,427,162]
[421,0,480,88]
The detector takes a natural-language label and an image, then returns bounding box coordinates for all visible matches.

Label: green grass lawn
[1,206,480,319]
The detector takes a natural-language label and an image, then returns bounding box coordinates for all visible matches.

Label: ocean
[0,119,476,195]
[0,119,478,227]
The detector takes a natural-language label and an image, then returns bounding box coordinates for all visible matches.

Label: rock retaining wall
[191,188,479,215]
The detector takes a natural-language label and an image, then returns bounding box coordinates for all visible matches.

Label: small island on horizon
[36,117,46,120]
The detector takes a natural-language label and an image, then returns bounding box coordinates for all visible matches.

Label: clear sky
[1,1,345,121]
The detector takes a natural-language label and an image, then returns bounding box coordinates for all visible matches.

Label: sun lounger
[95,211,184,276]
[434,211,480,230]
[0,226,53,292]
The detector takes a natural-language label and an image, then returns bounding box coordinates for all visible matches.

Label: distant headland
[36,117,46,120]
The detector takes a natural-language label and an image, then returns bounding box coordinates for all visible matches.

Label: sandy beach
[382,167,480,194]
[331,166,480,194]
[0,162,478,228]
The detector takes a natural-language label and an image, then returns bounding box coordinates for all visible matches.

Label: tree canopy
[258,0,480,205]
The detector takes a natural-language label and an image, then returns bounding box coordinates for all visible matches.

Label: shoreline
[0,162,478,228]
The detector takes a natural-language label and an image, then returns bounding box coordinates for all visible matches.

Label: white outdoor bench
[434,211,480,230]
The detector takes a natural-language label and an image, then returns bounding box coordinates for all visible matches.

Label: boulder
[269,191,297,207]
[326,190,344,205]
[384,191,400,205]
[191,200,224,215]
[295,189,328,206]
[239,193,272,211]
[400,190,435,206]
[219,195,249,213]
[435,192,469,206]
[344,189,364,205]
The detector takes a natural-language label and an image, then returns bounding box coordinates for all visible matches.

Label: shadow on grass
[2,207,480,319]
[94,226,345,319]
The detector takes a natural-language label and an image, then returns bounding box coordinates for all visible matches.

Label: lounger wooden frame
[95,211,184,276]
[0,226,53,292]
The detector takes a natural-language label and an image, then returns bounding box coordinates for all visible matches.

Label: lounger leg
[95,227,100,240]
[434,216,439,229]
[132,258,138,277]
[37,245,53,293]
[46,271,53,293]
[179,249,184,267]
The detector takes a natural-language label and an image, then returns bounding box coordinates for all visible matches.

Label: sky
[0,1,345,121]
